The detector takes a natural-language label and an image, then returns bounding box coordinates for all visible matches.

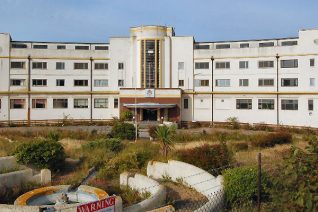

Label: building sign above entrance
[145,89,155,98]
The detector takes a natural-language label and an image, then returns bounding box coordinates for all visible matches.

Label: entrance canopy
[123,103,176,109]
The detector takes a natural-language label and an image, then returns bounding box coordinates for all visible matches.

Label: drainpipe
[276,54,280,125]
[90,57,93,123]
[27,55,31,126]
[211,56,214,126]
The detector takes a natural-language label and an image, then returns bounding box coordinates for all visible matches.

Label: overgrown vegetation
[250,131,292,148]
[177,143,233,175]
[15,139,65,171]
[109,121,137,140]
[223,166,271,209]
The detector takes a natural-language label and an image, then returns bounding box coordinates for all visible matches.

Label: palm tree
[155,125,176,160]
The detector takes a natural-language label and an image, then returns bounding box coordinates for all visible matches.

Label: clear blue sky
[0,0,317,43]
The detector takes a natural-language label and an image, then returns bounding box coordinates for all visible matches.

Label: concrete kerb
[120,172,166,212]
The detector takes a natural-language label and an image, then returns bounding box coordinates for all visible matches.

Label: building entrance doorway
[142,109,157,121]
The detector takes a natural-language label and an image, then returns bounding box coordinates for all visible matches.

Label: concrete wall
[147,160,223,211]
[0,156,18,171]
[120,172,166,212]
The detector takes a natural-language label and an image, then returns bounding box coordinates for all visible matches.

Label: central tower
[130,26,174,88]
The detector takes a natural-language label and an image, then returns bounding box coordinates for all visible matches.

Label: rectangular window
[74,63,88,70]
[32,79,47,87]
[239,61,249,69]
[183,98,189,109]
[259,42,274,47]
[94,98,108,108]
[118,63,124,70]
[11,43,27,49]
[10,79,25,86]
[239,79,249,87]
[75,45,89,50]
[199,80,209,87]
[308,99,314,111]
[95,46,108,50]
[10,99,25,109]
[310,59,315,67]
[94,79,108,87]
[215,79,230,87]
[194,44,210,49]
[56,62,65,70]
[53,99,68,108]
[94,63,108,70]
[195,62,209,69]
[56,79,65,87]
[32,99,47,109]
[179,80,184,87]
[215,44,230,49]
[258,99,274,110]
[74,80,88,87]
[74,99,88,108]
[281,78,298,87]
[310,78,315,87]
[281,59,298,68]
[57,45,66,50]
[240,43,249,48]
[11,61,25,69]
[32,62,47,69]
[118,80,124,87]
[178,62,185,70]
[33,44,48,49]
[281,99,298,110]
[236,99,252,109]
[258,61,274,68]
[114,98,119,108]
[258,78,274,86]
[281,41,298,46]
[215,62,230,69]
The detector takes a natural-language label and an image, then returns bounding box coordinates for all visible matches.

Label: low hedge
[251,131,292,148]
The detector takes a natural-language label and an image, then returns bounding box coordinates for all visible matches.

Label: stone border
[120,172,166,212]
[147,160,224,211]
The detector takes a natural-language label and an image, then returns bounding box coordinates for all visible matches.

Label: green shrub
[83,138,124,153]
[15,139,65,171]
[47,131,60,142]
[110,121,136,140]
[223,166,270,208]
[227,117,240,130]
[120,111,133,121]
[268,139,318,211]
[177,143,233,175]
[251,131,292,148]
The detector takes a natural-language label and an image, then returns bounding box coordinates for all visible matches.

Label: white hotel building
[0,25,318,127]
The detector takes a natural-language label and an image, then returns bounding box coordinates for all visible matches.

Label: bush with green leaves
[15,139,65,171]
[177,143,233,175]
[109,121,137,140]
[120,110,133,121]
[83,138,124,153]
[268,137,318,211]
[223,166,270,208]
[47,131,60,142]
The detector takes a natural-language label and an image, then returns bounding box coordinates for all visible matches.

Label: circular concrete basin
[15,185,108,206]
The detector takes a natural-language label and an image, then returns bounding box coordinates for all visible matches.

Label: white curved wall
[147,160,224,211]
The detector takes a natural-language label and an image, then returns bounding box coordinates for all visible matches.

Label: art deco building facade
[0,25,318,127]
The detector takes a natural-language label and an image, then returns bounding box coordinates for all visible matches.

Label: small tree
[227,117,240,130]
[155,125,176,160]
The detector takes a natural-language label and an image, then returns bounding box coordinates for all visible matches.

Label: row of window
[9,98,119,109]
[193,59,315,70]
[11,43,109,50]
[185,78,309,87]
[11,62,124,70]
[183,98,313,111]
[194,40,298,50]
[10,79,125,87]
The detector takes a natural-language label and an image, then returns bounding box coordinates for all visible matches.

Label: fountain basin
[15,185,108,206]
